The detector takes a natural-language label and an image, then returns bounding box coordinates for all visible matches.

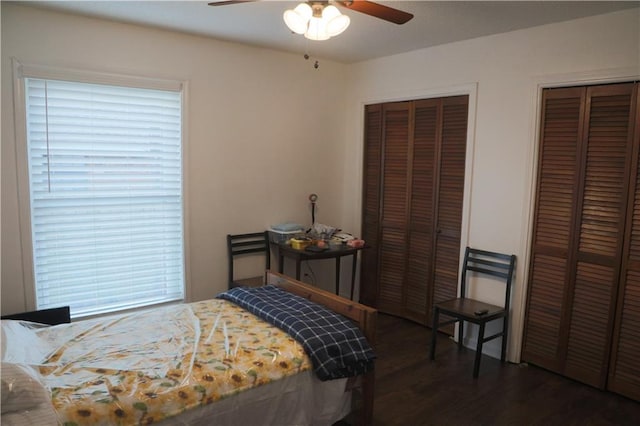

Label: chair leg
[473,322,486,378]
[458,319,464,351]
[429,307,439,360]
[501,316,509,362]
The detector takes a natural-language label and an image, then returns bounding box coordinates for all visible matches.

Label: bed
[1,271,376,426]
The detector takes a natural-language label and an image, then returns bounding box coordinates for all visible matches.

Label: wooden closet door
[405,99,438,323]
[430,96,469,322]
[523,83,638,390]
[564,83,635,387]
[522,86,585,372]
[401,96,468,324]
[377,102,411,317]
[608,84,640,401]
[360,104,383,307]
[360,96,467,325]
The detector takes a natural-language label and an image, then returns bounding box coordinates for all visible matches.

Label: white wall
[1,4,349,312]
[341,8,640,360]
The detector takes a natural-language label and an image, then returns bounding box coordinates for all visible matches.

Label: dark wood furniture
[226,231,270,289]
[274,243,365,299]
[360,96,468,326]
[522,82,640,401]
[1,306,71,325]
[266,271,377,426]
[430,247,516,378]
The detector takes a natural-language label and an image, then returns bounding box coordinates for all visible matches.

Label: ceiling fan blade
[337,1,413,25]
[207,1,257,6]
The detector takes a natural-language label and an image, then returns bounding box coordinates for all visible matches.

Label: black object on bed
[1,306,71,325]
[218,285,376,381]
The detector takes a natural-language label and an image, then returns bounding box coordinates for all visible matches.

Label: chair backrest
[460,247,516,310]
[226,231,271,285]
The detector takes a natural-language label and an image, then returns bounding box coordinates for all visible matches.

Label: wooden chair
[227,231,271,289]
[429,247,516,378]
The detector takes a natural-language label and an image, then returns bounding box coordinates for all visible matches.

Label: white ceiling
[23,1,639,63]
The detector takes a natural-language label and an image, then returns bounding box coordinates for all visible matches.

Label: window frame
[12,59,191,317]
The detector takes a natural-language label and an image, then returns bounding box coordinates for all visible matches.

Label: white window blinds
[24,78,185,318]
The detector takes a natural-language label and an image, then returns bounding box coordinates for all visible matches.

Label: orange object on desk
[347,239,365,248]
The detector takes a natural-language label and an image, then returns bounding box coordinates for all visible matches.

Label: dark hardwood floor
[366,313,640,425]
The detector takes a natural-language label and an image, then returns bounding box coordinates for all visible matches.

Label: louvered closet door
[608,84,640,401]
[360,104,383,307]
[565,83,636,387]
[360,96,467,325]
[523,82,638,391]
[377,102,411,316]
[405,99,438,322]
[522,87,585,372]
[430,96,468,324]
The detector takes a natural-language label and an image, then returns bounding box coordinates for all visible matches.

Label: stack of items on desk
[309,224,365,249]
[270,223,364,251]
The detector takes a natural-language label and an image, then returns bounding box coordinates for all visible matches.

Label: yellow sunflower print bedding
[34,299,312,425]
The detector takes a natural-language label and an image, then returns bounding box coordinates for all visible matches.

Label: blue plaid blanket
[217,285,375,381]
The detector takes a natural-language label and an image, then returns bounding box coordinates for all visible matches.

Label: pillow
[1,320,51,364]
[0,362,50,414]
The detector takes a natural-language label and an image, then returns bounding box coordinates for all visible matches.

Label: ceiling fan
[207,1,414,26]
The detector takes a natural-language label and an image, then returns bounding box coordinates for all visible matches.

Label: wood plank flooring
[363,313,640,425]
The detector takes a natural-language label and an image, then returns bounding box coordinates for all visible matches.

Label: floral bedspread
[34,299,312,425]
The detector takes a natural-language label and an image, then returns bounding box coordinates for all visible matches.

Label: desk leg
[278,250,284,273]
[335,258,341,295]
[295,260,301,280]
[350,252,358,301]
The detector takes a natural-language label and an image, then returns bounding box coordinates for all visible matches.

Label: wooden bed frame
[266,270,377,426]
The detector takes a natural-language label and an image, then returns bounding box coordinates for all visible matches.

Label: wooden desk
[274,243,365,300]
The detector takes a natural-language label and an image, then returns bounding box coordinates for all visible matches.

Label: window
[19,71,185,318]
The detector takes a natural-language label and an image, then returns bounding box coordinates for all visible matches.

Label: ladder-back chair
[226,231,271,289]
[429,247,516,378]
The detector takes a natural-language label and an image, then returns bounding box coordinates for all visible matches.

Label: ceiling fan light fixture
[284,2,350,40]
[283,3,312,34]
[305,16,330,41]
[324,7,350,37]
[322,5,341,20]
